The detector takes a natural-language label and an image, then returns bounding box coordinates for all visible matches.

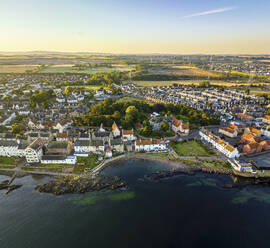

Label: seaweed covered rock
[35,176,127,195]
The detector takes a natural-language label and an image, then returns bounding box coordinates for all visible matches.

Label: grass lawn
[199,159,231,171]
[0,156,17,165]
[73,154,99,174]
[170,139,217,157]
[169,156,231,171]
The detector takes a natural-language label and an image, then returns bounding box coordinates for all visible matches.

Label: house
[243,142,263,154]
[110,138,124,153]
[261,126,270,137]
[112,122,121,137]
[41,155,77,165]
[27,133,40,143]
[89,140,104,153]
[237,113,253,121]
[149,117,162,131]
[219,127,238,138]
[262,115,270,125]
[25,138,44,163]
[228,124,243,133]
[0,140,26,157]
[240,133,257,144]
[122,129,136,141]
[135,138,166,152]
[46,141,73,155]
[74,140,90,157]
[92,127,112,141]
[199,129,239,158]
[78,132,90,140]
[28,120,37,129]
[56,132,68,141]
[171,116,189,136]
[244,127,261,137]
[53,120,72,132]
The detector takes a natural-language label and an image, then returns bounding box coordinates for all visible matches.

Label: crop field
[68,85,109,91]
[171,65,220,77]
[125,80,270,87]
[125,80,230,87]
[38,64,133,74]
[0,65,39,73]
[146,65,220,78]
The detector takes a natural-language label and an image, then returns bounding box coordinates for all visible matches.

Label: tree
[161,121,169,132]
[11,124,24,135]
[125,106,139,121]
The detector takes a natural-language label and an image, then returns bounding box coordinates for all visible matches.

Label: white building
[41,155,77,165]
[122,129,136,141]
[135,139,166,152]
[0,140,26,157]
[74,140,90,157]
[199,129,240,158]
[25,138,44,163]
[261,127,270,138]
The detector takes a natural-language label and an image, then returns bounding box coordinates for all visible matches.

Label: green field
[170,140,217,157]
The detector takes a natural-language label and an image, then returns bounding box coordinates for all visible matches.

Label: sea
[1,159,270,248]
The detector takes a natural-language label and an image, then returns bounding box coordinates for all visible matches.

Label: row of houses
[199,128,240,158]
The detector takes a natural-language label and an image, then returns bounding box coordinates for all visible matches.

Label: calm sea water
[1,159,270,248]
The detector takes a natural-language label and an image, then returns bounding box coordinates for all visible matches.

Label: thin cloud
[181,6,237,19]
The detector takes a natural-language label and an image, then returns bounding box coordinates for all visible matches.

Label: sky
[0,0,270,54]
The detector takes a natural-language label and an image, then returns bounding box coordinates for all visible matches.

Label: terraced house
[199,129,239,158]
[0,140,26,157]
[135,138,166,152]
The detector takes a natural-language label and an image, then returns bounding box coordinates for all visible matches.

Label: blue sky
[0,0,269,53]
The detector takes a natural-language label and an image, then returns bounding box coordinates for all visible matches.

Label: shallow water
[1,159,270,248]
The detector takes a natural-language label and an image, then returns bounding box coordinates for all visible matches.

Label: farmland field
[68,85,109,91]
[124,80,270,87]
[147,65,221,78]
[38,64,133,74]
[0,65,39,73]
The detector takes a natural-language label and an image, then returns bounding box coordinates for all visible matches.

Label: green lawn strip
[0,156,17,165]
[170,139,217,157]
[145,152,169,159]
[21,166,63,173]
[0,165,16,169]
[37,163,73,168]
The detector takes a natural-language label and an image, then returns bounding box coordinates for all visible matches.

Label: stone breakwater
[201,167,233,175]
[35,176,127,195]
[147,167,200,180]
[147,166,233,181]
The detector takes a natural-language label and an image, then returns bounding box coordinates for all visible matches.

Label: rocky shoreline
[35,175,127,195]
